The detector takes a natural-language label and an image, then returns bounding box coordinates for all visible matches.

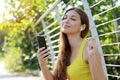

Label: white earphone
[80,24,86,31]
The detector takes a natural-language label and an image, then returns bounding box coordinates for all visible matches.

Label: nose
[63,18,70,23]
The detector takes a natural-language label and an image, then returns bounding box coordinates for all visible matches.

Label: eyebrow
[64,14,77,18]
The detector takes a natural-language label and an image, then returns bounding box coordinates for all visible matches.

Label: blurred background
[0,0,120,80]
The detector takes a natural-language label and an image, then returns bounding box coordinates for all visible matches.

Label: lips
[63,24,70,28]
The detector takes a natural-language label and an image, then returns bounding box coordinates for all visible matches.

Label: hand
[87,37,98,56]
[87,38,106,80]
[37,47,51,65]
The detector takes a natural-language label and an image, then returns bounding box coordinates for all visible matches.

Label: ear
[80,24,86,31]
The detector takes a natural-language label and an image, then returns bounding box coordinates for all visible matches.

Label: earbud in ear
[80,24,86,31]
[80,28,83,31]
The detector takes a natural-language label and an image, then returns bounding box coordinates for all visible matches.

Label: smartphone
[37,36,49,58]
[37,35,47,49]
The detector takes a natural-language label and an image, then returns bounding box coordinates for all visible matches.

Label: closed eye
[62,17,67,20]
[71,18,76,21]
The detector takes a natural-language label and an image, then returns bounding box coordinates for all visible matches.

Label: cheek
[60,21,63,27]
[72,23,81,29]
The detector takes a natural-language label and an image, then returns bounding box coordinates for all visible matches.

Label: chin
[61,30,68,33]
[61,31,72,34]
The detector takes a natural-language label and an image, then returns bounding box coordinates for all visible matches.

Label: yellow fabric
[67,38,92,80]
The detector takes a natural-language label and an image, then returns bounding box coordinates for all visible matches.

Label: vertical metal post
[55,7,62,23]
[41,20,55,67]
[111,0,120,52]
[81,0,108,79]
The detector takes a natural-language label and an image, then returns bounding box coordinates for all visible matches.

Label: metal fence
[34,0,120,79]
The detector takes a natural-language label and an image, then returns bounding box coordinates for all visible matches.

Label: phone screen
[37,36,47,48]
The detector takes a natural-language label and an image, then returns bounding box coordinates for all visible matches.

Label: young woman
[37,7,107,80]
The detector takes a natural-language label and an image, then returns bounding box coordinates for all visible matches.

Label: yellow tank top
[67,38,92,80]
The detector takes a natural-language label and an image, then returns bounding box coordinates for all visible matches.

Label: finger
[88,37,94,40]
[89,43,98,50]
[37,47,46,54]
[88,39,98,46]
[37,51,50,61]
[89,45,94,49]
[44,54,51,60]
[88,37,96,42]
[40,49,49,56]
[37,52,47,61]
[37,49,49,58]
[91,37,95,40]
[42,51,51,58]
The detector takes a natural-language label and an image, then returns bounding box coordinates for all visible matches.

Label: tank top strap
[77,38,87,61]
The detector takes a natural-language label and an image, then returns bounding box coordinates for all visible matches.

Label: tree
[0,0,55,71]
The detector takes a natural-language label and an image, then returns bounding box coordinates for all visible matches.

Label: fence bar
[47,21,57,29]
[51,39,60,44]
[104,54,120,56]
[94,4,120,17]
[81,0,108,79]
[50,33,60,39]
[107,74,120,78]
[99,30,120,37]
[96,17,120,27]
[55,7,62,23]
[34,0,61,27]
[106,64,120,67]
[101,42,120,47]
[49,26,60,34]
[90,0,103,8]
[41,20,55,67]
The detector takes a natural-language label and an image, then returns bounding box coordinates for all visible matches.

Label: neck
[67,33,83,49]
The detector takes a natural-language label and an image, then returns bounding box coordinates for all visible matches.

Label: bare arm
[87,38,107,80]
[37,47,54,80]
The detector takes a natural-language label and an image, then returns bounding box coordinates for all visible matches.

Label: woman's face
[61,10,82,34]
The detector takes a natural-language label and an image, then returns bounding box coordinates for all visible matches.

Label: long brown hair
[53,7,89,80]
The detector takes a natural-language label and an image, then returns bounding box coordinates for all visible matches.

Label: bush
[4,47,25,72]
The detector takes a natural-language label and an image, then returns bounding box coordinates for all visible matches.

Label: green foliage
[0,0,120,79]
[0,26,8,52]
[62,0,70,4]
[0,0,55,73]
[4,47,24,72]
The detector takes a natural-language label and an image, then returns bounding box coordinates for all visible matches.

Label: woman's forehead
[64,10,80,17]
